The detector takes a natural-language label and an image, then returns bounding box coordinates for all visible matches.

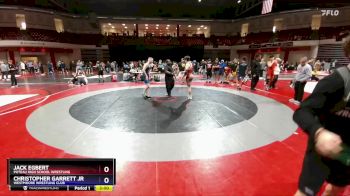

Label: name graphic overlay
[7,158,115,191]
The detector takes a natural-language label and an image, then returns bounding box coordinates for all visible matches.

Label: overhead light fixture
[108,23,111,25]
[156,27,159,29]
[122,24,125,26]
[199,0,201,2]
[146,27,148,29]
[134,24,136,26]
[272,26,276,33]
[204,27,207,29]
[200,25,204,28]
[145,24,148,26]
[21,22,26,30]
[112,26,115,29]
[197,28,200,30]
[237,0,241,3]
[167,24,170,27]
[166,27,169,30]
[156,24,159,27]
[188,25,191,27]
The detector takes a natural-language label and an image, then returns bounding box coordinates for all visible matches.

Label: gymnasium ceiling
[1,0,350,19]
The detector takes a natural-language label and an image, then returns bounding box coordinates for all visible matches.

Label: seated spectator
[311,61,322,81]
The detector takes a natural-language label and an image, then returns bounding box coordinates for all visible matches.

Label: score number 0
[103,166,110,184]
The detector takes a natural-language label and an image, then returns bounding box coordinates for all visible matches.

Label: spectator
[324,59,331,73]
[28,61,34,74]
[106,61,111,73]
[250,54,262,91]
[206,60,212,83]
[20,61,26,75]
[271,58,282,89]
[289,57,312,105]
[47,61,54,74]
[311,61,322,81]
[38,61,44,75]
[266,55,277,90]
[33,61,39,74]
[65,61,70,74]
[69,60,75,72]
[76,60,82,73]
[59,60,66,75]
[0,61,9,81]
[219,59,227,83]
[236,56,248,90]
[111,61,116,72]
[86,61,92,75]
[213,58,220,84]
[97,61,105,83]
[8,60,18,88]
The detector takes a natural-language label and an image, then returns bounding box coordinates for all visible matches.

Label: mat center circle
[69,87,258,133]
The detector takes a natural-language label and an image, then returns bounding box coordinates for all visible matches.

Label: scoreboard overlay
[7,158,116,191]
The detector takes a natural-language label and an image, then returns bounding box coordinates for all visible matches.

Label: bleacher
[0,26,349,46]
[317,44,350,66]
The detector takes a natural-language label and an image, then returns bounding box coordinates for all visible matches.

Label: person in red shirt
[266,55,277,90]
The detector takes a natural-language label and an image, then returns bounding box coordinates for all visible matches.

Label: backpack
[331,64,350,113]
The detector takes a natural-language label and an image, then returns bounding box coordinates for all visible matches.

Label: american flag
[261,0,274,15]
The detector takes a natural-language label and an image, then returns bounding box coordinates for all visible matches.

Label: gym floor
[0,75,349,196]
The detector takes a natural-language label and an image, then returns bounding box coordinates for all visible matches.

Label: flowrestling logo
[321,9,340,16]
